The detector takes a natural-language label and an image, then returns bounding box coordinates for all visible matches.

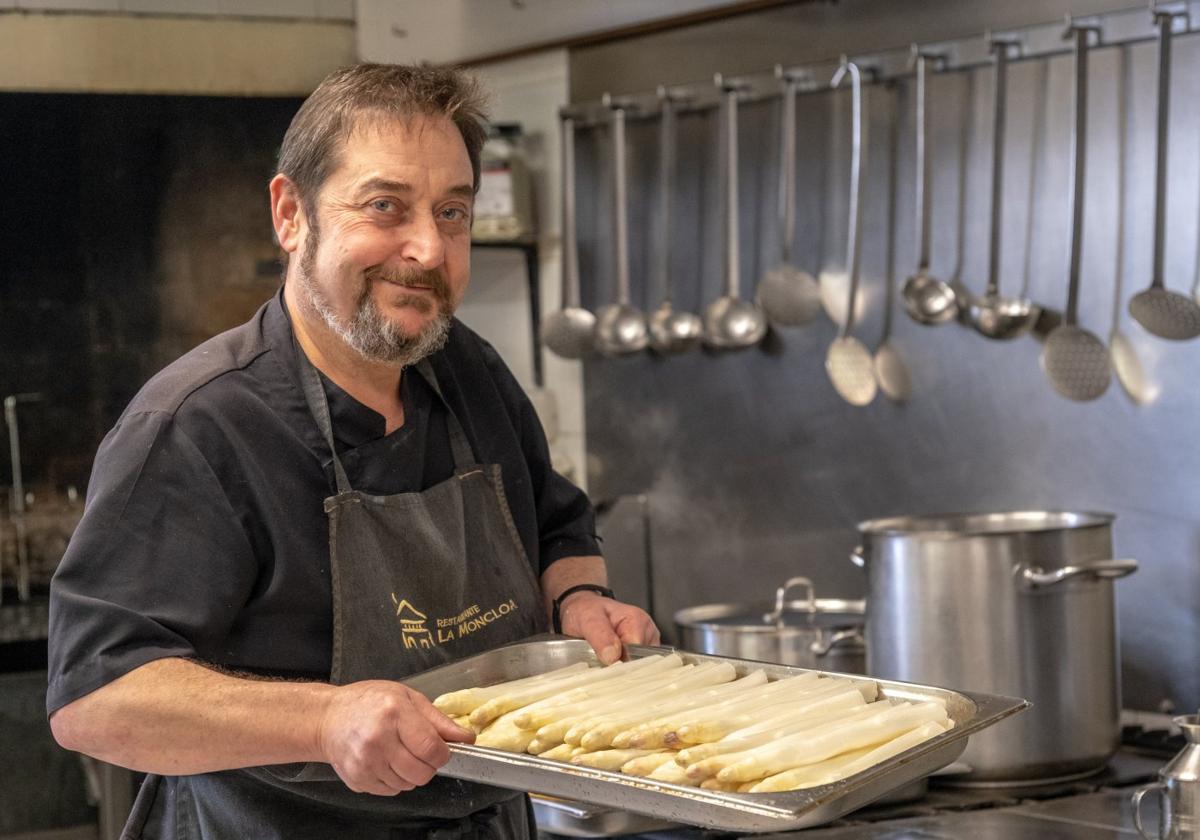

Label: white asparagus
[580,670,767,751]
[514,656,688,730]
[475,715,538,752]
[621,752,680,777]
[700,778,742,792]
[717,701,951,782]
[508,654,684,728]
[612,671,775,748]
[682,702,890,780]
[570,749,661,771]
[749,720,950,792]
[676,693,873,766]
[432,662,591,715]
[564,663,737,745]
[469,655,675,727]
[671,680,865,746]
[530,666,703,748]
[534,743,576,761]
[648,760,700,786]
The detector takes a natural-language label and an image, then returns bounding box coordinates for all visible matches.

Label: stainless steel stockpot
[674,577,866,673]
[854,510,1137,784]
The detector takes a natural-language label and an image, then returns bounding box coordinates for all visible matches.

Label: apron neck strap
[295,343,479,494]
[412,359,476,470]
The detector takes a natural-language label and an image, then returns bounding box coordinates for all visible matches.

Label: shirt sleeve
[47,409,258,714]
[475,342,601,574]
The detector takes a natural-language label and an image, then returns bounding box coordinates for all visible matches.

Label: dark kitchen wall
[572,3,1200,713]
[0,93,298,498]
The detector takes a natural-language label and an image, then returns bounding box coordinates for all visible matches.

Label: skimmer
[1041,23,1111,401]
[1127,9,1200,341]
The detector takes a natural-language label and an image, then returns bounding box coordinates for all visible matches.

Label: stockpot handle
[763,576,816,624]
[1020,558,1138,588]
[1132,781,1170,840]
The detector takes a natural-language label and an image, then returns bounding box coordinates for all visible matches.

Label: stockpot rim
[856,510,1115,539]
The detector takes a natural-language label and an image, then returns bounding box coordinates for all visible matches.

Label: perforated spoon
[1041,23,1111,401]
[757,67,821,327]
[542,113,597,359]
[703,76,768,350]
[967,38,1039,340]
[648,88,703,354]
[825,58,877,407]
[1127,9,1200,341]
[902,48,959,326]
[594,99,649,356]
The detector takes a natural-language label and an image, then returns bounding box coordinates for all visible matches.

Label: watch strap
[551,583,615,633]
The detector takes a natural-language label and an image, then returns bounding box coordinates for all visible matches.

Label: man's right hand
[317,680,473,796]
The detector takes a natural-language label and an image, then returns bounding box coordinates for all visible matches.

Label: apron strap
[294,339,479,494]
[296,340,353,495]
[414,359,477,470]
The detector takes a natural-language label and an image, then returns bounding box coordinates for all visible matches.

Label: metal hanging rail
[559,2,1196,127]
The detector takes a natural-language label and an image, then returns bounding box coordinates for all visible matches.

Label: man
[47,63,659,839]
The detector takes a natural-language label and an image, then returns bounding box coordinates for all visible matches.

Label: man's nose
[399,212,445,269]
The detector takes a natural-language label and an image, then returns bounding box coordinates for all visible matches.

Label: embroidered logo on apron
[392,593,521,648]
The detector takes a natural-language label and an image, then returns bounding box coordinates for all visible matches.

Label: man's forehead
[341,113,470,170]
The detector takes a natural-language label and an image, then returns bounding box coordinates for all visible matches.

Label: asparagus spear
[621,751,680,777]
[433,662,591,715]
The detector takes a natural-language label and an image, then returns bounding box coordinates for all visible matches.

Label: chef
[46,62,660,839]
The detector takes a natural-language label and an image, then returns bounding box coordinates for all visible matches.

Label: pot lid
[857,510,1114,537]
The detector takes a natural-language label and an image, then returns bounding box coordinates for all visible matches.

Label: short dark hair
[276,63,489,212]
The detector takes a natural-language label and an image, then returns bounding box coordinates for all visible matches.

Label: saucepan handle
[810,628,865,657]
[1020,558,1139,588]
[763,576,816,623]
[1132,781,1168,840]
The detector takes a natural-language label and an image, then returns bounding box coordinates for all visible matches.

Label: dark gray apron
[122,352,548,840]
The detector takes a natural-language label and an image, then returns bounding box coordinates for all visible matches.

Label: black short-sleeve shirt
[46,291,599,713]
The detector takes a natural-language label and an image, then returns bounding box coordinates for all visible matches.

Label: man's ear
[270,174,306,254]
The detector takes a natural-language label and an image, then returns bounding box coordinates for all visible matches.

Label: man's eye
[370,199,396,213]
[440,207,468,222]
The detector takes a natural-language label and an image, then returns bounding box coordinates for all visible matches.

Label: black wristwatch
[551,583,615,633]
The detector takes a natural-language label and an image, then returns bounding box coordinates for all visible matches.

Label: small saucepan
[674,577,866,674]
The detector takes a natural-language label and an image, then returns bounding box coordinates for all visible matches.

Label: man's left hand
[557,592,661,665]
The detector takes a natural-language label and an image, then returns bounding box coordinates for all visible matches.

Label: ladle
[703,76,768,350]
[1127,9,1200,341]
[1041,23,1111,401]
[824,58,878,407]
[874,83,912,402]
[1109,45,1150,403]
[648,87,703,354]
[541,113,597,359]
[594,99,650,356]
[901,48,959,326]
[756,67,821,327]
[967,38,1039,340]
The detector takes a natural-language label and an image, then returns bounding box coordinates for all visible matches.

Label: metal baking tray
[529,794,682,837]
[404,637,1028,833]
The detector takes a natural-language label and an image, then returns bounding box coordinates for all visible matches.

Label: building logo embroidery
[391,595,434,650]
[391,593,520,649]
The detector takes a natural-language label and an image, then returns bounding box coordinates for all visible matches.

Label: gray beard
[294,228,452,366]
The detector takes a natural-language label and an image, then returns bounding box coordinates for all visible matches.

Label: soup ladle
[648,87,703,354]
[594,98,650,356]
[901,48,959,326]
[967,37,1039,340]
[541,113,597,359]
[703,76,768,350]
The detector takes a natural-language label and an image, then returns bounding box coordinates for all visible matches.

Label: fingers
[615,611,661,647]
[566,597,623,664]
[413,691,475,744]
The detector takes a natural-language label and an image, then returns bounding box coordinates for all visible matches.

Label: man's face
[292,114,474,365]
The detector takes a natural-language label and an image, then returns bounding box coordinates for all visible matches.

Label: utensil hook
[910,46,943,274]
[1150,7,1185,291]
[558,111,582,310]
[1063,20,1101,325]
[716,75,747,300]
[986,37,1020,297]
[603,94,633,307]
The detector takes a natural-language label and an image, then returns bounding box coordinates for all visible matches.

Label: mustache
[365,265,451,300]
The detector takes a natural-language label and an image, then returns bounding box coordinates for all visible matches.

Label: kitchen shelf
[471,237,544,388]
